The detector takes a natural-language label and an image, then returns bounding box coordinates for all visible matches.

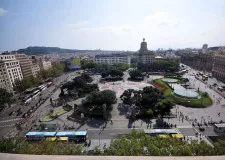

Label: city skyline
[0,0,225,51]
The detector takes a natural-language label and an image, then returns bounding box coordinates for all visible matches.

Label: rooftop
[214,123,225,128]
[95,54,129,58]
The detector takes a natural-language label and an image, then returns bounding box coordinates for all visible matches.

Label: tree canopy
[1,133,225,156]
[62,73,98,98]
[82,90,116,107]
[104,130,218,156]
[138,59,179,72]
[129,70,144,81]
[13,76,41,92]
[102,69,123,78]
[0,137,82,155]
[0,88,13,111]
[120,86,173,118]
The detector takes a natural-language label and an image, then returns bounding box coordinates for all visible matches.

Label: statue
[102,104,107,120]
[131,104,136,121]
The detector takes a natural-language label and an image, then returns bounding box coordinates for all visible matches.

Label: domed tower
[137,38,155,65]
[139,38,148,54]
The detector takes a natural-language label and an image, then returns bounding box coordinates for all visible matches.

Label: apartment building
[30,56,40,77]
[94,54,131,65]
[0,54,23,92]
[39,58,52,70]
[15,53,33,79]
[212,54,225,83]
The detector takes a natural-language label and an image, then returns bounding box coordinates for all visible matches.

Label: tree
[81,61,96,69]
[129,70,144,80]
[112,63,129,72]
[154,99,174,118]
[104,130,216,156]
[101,90,116,105]
[13,76,41,93]
[102,69,124,78]
[39,69,50,79]
[80,73,93,83]
[83,90,116,107]
[0,88,13,111]
[62,73,98,98]
[120,86,172,119]
[130,63,137,68]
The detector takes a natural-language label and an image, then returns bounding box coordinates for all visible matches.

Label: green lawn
[153,79,213,107]
[40,109,66,122]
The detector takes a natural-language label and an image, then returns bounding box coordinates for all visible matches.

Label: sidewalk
[82,139,111,151]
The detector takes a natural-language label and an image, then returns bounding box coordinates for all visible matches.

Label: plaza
[99,81,152,97]
[1,65,225,151]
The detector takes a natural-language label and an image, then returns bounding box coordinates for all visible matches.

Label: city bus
[31,90,41,98]
[37,84,47,91]
[25,132,57,141]
[55,131,88,143]
[23,95,32,104]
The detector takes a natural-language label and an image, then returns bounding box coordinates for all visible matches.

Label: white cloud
[0,8,8,16]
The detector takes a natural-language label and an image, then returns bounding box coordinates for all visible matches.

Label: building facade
[39,58,52,70]
[0,54,23,92]
[15,53,33,79]
[30,56,40,77]
[137,38,155,64]
[192,53,214,72]
[212,54,225,82]
[31,63,40,77]
[94,54,131,65]
[181,52,214,72]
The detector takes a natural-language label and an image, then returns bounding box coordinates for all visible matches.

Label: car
[199,127,205,132]
[213,83,218,87]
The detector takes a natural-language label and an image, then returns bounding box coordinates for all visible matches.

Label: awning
[57,137,68,141]
[158,134,169,138]
[46,137,56,141]
[172,134,183,139]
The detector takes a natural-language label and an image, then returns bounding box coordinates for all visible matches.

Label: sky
[0,0,225,51]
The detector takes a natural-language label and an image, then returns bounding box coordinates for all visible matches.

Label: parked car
[218,87,224,92]
[199,127,205,132]
[213,83,218,87]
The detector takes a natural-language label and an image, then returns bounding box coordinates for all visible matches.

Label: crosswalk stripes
[0,124,15,128]
[0,118,23,123]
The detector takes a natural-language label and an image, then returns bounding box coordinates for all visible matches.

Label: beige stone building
[39,58,52,70]
[15,53,33,79]
[0,54,23,92]
[30,56,40,77]
[137,38,155,64]
[212,54,225,82]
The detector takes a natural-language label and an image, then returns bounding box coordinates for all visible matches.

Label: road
[88,128,142,139]
[0,71,80,137]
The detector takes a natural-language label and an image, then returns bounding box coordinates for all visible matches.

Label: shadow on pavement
[117,103,130,116]
[86,119,106,128]
[128,119,134,128]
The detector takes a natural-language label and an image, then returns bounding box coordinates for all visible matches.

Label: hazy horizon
[0,0,225,51]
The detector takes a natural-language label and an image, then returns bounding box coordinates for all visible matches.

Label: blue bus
[25,132,57,141]
[25,131,88,143]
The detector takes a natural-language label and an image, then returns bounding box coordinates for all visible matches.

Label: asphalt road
[88,128,142,139]
[0,71,80,137]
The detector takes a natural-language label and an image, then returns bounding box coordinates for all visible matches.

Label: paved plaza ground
[99,81,152,97]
